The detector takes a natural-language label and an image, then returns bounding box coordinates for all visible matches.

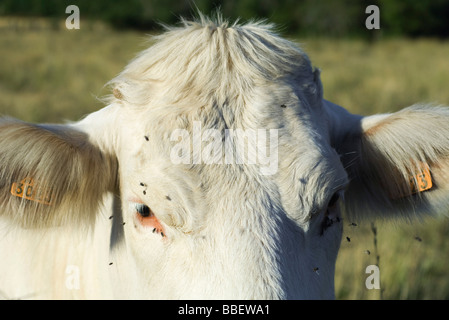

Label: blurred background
[1,0,449,299]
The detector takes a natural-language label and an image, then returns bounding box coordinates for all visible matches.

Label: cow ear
[0,116,118,228]
[336,104,449,221]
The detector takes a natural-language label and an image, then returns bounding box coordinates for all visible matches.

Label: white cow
[1,15,449,300]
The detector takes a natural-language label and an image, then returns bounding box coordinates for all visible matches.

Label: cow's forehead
[107,17,317,111]
[109,18,344,225]
[110,15,327,169]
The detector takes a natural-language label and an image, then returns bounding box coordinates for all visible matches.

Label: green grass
[1,18,449,299]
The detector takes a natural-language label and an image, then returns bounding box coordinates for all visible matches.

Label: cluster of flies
[313,222,423,274]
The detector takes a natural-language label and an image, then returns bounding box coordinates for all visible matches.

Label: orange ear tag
[390,163,433,200]
[11,178,53,205]
[409,165,433,194]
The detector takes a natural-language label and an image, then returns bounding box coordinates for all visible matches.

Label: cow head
[1,16,449,299]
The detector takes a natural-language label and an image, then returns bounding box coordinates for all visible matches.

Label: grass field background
[1,18,449,299]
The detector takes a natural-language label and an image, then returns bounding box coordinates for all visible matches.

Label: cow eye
[327,193,340,208]
[136,204,152,217]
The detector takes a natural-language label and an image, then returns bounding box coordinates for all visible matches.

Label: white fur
[1,15,449,299]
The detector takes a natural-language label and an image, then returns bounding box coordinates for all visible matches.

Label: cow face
[106,87,349,299]
[88,19,354,298]
[1,15,449,300]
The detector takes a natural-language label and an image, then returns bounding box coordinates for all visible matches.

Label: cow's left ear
[328,102,449,221]
[0,109,118,228]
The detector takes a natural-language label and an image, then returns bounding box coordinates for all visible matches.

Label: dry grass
[304,38,449,115]
[0,19,147,122]
[1,18,449,299]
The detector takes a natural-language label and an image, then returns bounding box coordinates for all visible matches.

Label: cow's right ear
[325,100,449,222]
[0,114,118,228]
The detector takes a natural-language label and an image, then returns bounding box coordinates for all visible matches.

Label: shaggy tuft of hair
[106,13,315,111]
